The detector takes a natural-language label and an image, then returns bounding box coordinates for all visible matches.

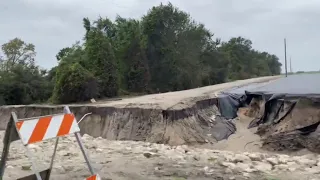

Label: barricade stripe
[57,114,75,137]
[86,175,95,180]
[16,121,24,130]
[17,119,38,145]
[28,116,52,144]
[86,175,100,180]
[42,114,64,140]
[69,117,80,134]
[15,113,80,145]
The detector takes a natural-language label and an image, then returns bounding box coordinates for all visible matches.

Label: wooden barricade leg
[0,113,50,180]
[11,112,43,180]
[0,114,19,177]
[63,106,96,175]
[44,138,59,180]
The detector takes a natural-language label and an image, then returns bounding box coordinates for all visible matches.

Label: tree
[142,3,202,91]
[85,18,119,97]
[56,47,72,61]
[113,17,150,92]
[1,38,36,71]
[0,38,52,105]
[0,3,283,105]
[267,54,282,75]
[0,63,52,105]
[52,63,98,104]
[218,36,282,80]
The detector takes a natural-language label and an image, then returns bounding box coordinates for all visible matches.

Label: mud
[245,96,320,153]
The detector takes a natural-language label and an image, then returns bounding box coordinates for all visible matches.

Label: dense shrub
[52,63,98,104]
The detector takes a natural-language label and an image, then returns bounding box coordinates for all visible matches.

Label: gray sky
[1,0,319,72]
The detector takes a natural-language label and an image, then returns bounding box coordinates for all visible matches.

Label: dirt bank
[0,76,279,146]
[244,95,320,153]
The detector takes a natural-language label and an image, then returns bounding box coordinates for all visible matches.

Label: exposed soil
[245,95,320,153]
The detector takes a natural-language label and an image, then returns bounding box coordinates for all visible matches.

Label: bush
[52,63,98,104]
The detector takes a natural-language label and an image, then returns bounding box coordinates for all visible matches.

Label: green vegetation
[0,3,282,105]
[286,70,320,76]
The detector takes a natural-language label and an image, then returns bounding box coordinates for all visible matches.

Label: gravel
[1,132,320,180]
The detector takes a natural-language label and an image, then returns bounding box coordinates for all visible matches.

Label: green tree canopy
[0,2,282,105]
[0,38,52,105]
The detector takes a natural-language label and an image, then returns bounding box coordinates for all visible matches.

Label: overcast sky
[1,0,319,72]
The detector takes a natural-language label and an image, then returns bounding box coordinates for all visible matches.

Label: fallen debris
[1,132,320,180]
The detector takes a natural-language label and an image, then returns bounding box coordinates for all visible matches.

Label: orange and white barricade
[86,174,101,180]
[0,106,100,180]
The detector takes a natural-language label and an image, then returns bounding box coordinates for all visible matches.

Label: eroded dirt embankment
[0,76,279,146]
[0,99,229,146]
[244,95,320,153]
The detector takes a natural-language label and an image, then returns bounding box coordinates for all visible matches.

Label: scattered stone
[266,157,279,165]
[143,152,153,158]
[63,152,72,156]
[203,166,214,175]
[96,148,103,153]
[96,136,103,140]
[62,165,74,172]
[288,167,297,172]
[221,162,236,169]
[235,162,254,173]
[225,168,233,174]
[28,144,40,150]
[278,155,289,164]
[286,161,300,172]
[82,134,92,140]
[305,167,320,174]
[207,157,216,162]
[253,162,272,172]
[287,161,298,166]
[248,153,261,161]
[100,160,112,164]
[21,165,31,171]
[193,155,200,161]
[301,154,317,159]
[233,154,251,163]
[242,172,250,177]
[203,166,209,171]
[295,158,317,166]
[150,149,158,153]
[274,164,289,171]
[2,131,320,179]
